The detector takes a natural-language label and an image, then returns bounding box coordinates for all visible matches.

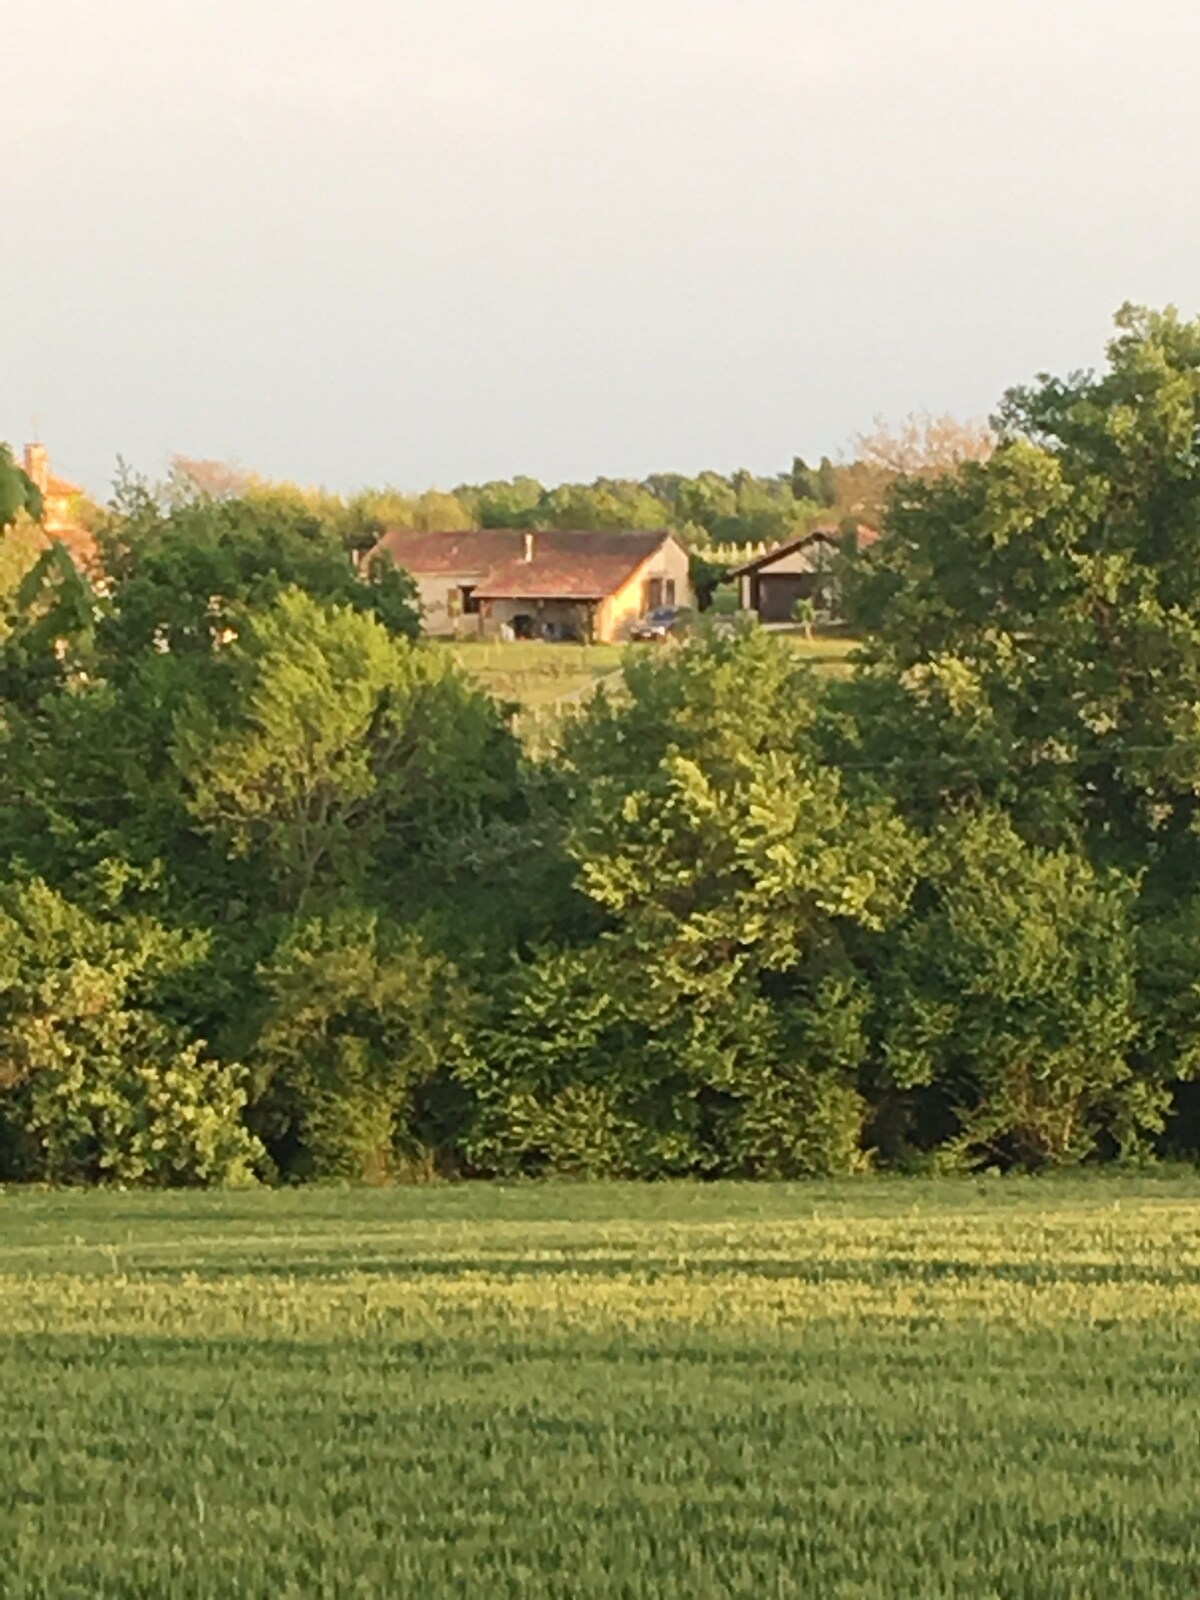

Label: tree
[174,589,520,913]
[0,871,261,1184]
[0,443,42,530]
[466,629,918,1177]
[846,306,1200,877]
[0,524,50,643]
[9,308,1200,1186]
[853,411,995,478]
[830,413,994,527]
[0,538,100,710]
[411,490,475,531]
[532,479,666,531]
[791,456,816,503]
[168,456,259,501]
[674,473,739,534]
[817,456,839,508]
[250,910,469,1179]
[0,483,424,904]
[877,811,1149,1168]
[96,479,420,668]
[792,596,816,639]
[343,487,417,545]
[456,478,545,527]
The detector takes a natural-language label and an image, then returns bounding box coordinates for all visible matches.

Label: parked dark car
[630,606,686,642]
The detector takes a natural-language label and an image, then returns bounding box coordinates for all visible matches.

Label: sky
[7,0,1200,498]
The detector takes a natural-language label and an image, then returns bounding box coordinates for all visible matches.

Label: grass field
[4,1175,1200,1597]
[440,632,861,735]
[442,640,628,712]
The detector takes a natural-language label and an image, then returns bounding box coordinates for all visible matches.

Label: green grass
[3,1174,1200,1597]
[439,633,861,733]
[440,639,628,712]
[779,629,861,677]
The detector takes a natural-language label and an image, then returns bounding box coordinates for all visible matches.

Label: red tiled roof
[32,524,98,569]
[373,528,523,576]
[44,475,82,499]
[374,527,672,601]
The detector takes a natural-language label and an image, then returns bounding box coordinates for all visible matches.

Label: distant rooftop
[373,526,674,601]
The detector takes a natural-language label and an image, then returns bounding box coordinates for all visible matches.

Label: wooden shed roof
[727,523,879,578]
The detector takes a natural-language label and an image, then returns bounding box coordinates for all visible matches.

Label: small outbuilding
[728,524,878,624]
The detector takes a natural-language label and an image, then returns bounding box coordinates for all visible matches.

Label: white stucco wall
[414,571,486,637]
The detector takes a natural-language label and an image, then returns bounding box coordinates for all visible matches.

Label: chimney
[23,443,49,497]
[523,532,535,563]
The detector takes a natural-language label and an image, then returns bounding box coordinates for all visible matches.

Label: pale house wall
[414,571,486,637]
[595,536,693,642]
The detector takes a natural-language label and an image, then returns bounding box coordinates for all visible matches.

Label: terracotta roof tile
[374,527,672,601]
[44,474,82,498]
[33,525,98,569]
[372,528,520,576]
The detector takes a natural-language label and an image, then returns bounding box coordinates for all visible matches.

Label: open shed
[729,531,841,622]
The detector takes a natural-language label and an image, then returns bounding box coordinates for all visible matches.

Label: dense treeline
[166,456,837,551]
[3,306,1200,1183]
[161,410,993,556]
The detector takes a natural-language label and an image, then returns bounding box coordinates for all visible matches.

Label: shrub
[878,812,1148,1167]
[250,910,470,1180]
[0,876,260,1185]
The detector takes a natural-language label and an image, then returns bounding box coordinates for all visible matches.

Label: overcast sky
[8,0,1200,497]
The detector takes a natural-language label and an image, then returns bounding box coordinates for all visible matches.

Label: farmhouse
[729,524,879,623]
[372,526,693,643]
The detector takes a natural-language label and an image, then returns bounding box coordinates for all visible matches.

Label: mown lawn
[439,631,860,728]
[440,639,628,712]
[3,1175,1200,1597]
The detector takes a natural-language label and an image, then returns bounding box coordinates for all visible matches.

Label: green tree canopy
[877,810,1148,1167]
[0,443,42,530]
[464,629,917,1178]
[174,588,521,914]
[847,305,1200,874]
[0,870,260,1185]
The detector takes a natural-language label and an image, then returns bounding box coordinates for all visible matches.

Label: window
[663,578,676,606]
[461,585,480,615]
[645,577,664,610]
